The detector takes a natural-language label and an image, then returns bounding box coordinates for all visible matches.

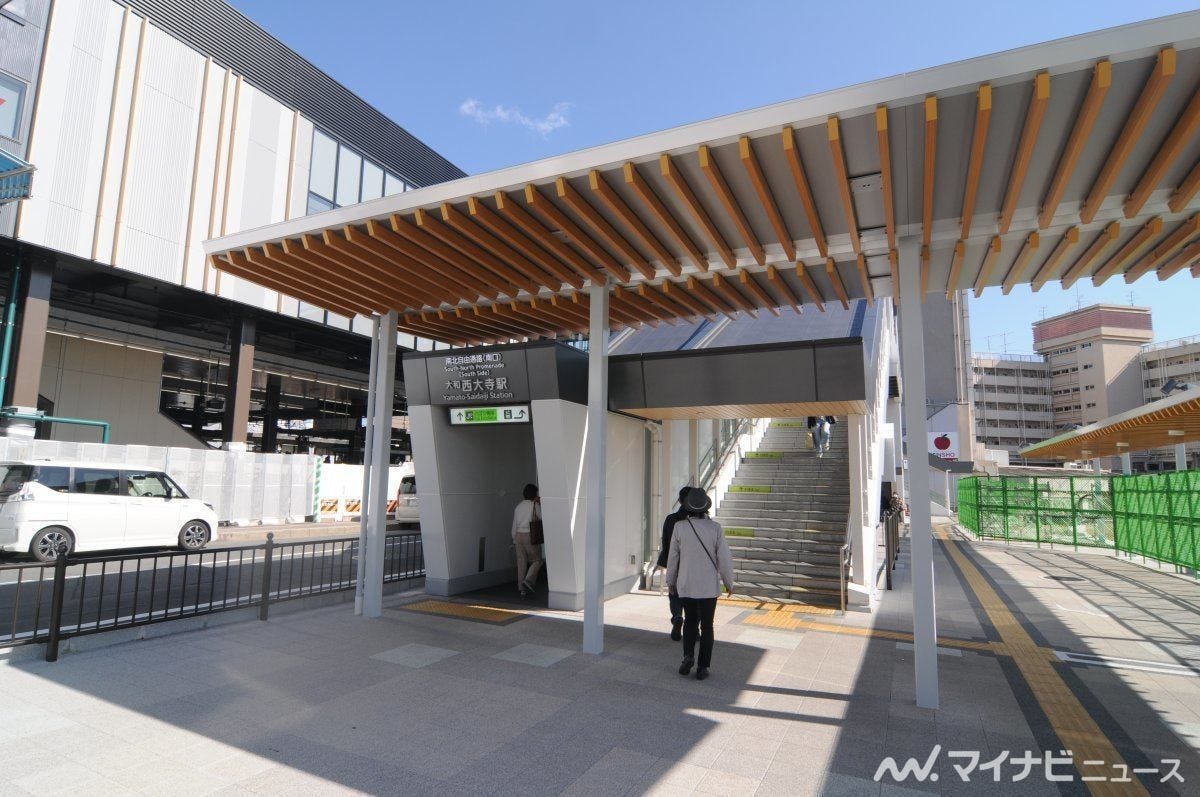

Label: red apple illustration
[934,435,952,451]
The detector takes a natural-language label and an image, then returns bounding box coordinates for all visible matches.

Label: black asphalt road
[0,535,422,644]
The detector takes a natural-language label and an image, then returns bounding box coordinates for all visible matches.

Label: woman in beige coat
[665,487,735,680]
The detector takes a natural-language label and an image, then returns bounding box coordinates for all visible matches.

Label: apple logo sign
[934,435,952,451]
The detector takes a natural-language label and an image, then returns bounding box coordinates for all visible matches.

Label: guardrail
[957,471,1199,571]
[1,532,424,659]
[882,508,903,590]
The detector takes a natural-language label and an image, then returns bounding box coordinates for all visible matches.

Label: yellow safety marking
[399,599,527,625]
[937,526,1145,796]
[720,597,836,615]
[740,612,1000,653]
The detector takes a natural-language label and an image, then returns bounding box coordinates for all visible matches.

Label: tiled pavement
[1,521,1199,795]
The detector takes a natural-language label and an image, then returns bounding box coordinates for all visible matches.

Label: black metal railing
[883,508,903,590]
[0,531,423,660]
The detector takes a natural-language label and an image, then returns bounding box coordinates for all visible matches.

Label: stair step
[732,569,843,589]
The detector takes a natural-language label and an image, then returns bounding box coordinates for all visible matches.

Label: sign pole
[583,279,609,654]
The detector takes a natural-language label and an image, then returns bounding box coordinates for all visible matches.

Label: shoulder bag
[528,502,545,546]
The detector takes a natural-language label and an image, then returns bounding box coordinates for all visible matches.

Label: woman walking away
[666,487,735,681]
[511,483,543,596]
[657,486,693,641]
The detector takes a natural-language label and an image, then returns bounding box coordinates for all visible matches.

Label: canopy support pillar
[897,237,939,709]
[1120,453,1132,475]
[363,311,397,619]
[583,279,610,654]
[354,315,381,616]
[1176,444,1188,472]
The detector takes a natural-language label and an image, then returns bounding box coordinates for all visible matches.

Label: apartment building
[971,353,1053,463]
[1140,335,1200,469]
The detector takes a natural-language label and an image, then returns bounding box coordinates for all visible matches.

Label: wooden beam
[855,254,874,306]
[531,297,601,334]
[662,278,726,321]
[285,236,413,311]
[959,85,992,241]
[1125,83,1200,217]
[920,245,932,298]
[458,305,524,340]
[1039,60,1111,228]
[1092,216,1163,286]
[315,229,438,309]
[389,213,521,298]
[922,96,938,248]
[637,282,703,323]
[523,184,631,282]
[614,285,677,325]
[874,108,896,250]
[412,209,541,295]
[1126,213,1200,281]
[782,125,828,257]
[945,241,966,299]
[766,264,802,314]
[738,269,781,316]
[227,250,361,318]
[660,153,736,268]
[446,307,511,343]
[622,163,708,271]
[344,224,479,304]
[824,258,850,310]
[1168,159,1200,214]
[1030,227,1080,292]
[494,301,561,336]
[1001,232,1041,295]
[1060,222,1119,288]
[442,202,560,291]
[971,236,1003,297]
[711,272,760,317]
[1080,48,1175,225]
[587,169,680,276]
[366,218,497,300]
[686,275,739,318]
[493,192,606,285]
[1157,237,1200,280]
[578,289,649,328]
[556,176,655,280]
[826,117,861,255]
[999,73,1050,235]
[794,263,826,312]
[508,300,577,336]
[466,196,584,289]
[697,145,764,266]
[739,136,794,260]
[253,244,372,314]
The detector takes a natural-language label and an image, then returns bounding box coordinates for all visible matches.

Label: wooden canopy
[1019,390,1200,460]
[204,12,1200,346]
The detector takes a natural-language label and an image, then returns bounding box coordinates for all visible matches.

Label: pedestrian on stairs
[666,487,735,681]
[657,486,693,641]
[807,415,836,458]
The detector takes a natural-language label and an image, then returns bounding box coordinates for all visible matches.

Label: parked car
[0,461,219,562]
[394,475,419,527]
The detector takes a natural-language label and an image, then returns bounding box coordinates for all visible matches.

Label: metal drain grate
[1048,575,1085,582]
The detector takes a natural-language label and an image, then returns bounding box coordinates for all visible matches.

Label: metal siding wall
[181,63,225,291]
[91,9,141,264]
[118,24,203,283]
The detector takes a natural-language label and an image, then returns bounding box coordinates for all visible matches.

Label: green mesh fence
[956,471,1199,569]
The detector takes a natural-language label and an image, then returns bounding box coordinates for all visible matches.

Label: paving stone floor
[1,521,1198,795]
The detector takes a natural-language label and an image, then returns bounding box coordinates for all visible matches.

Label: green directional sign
[724,527,755,537]
[745,451,784,459]
[771,421,806,428]
[448,404,531,426]
[729,485,772,493]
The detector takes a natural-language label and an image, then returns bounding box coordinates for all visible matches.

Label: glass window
[0,464,32,498]
[0,72,25,140]
[73,468,121,496]
[361,161,384,201]
[385,173,406,196]
[124,471,173,498]
[34,466,71,493]
[335,147,362,207]
[306,193,334,215]
[309,130,338,201]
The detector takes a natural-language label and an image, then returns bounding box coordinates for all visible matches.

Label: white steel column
[354,315,381,615]
[363,311,397,618]
[1120,453,1132,475]
[1093,458,1102,475]
[583,281,610,654]
[688,420,699,484]
[847,415,872,589]
[889,399,906,506]
[1177,443,1188,471]
[897,237,939,709]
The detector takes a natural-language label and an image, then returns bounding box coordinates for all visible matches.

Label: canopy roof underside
[1019,390,1200,460]
[204,12,1200,346]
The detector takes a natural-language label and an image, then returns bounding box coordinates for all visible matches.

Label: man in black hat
[657,486,692,640]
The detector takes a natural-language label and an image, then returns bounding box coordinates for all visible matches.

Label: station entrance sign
[449,404,531,426]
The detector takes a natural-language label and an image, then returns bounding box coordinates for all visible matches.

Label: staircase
[713,418,851,608]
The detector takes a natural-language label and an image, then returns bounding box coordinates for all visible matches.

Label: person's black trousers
[680,596,718,668]
[668,592,683,625]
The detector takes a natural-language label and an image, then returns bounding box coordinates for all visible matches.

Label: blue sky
[231,0,1200,352]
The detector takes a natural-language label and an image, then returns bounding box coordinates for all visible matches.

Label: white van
[0,461,219,562]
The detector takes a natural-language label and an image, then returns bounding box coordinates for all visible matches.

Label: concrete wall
[38,334,205,448]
